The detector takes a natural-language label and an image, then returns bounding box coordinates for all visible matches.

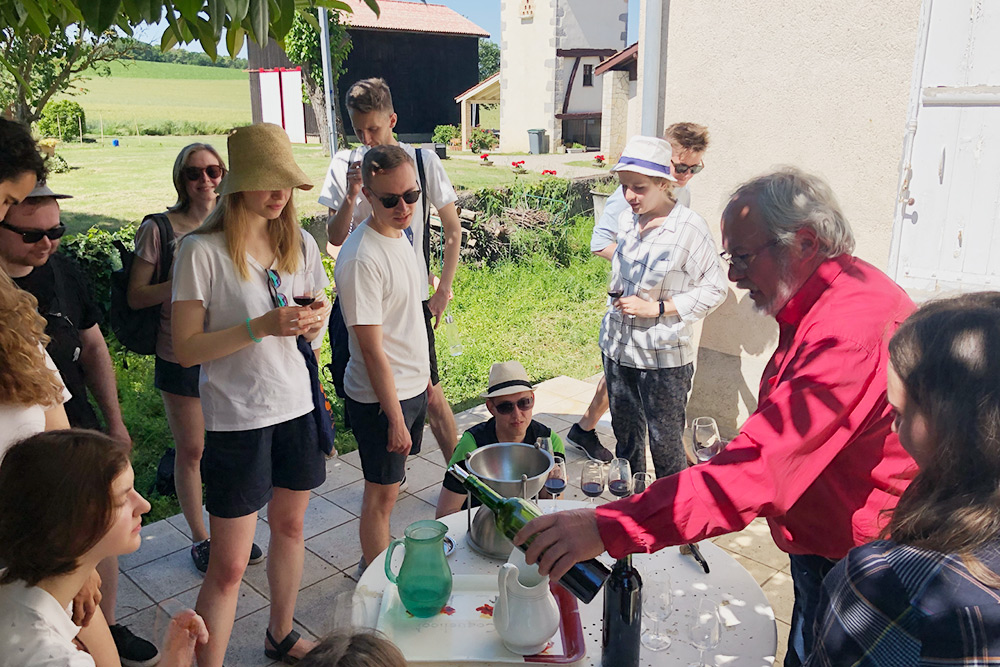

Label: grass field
[59,60,251,132]
[52,136,545,233]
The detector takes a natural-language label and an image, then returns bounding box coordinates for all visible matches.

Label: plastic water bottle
[443,313,463,356]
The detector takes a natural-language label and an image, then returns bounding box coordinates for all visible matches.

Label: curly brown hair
[0,269,62,406]
[665,122,710,153]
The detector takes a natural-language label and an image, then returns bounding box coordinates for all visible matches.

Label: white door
[889,0,1000,296]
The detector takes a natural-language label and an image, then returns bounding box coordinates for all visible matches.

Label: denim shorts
[346,392,428,485]
[154,356,201,398]
[203,412,326,518]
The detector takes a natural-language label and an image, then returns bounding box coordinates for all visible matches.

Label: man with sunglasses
[434,360,566,518]
[514,169,917,667]
[334,145,432,570]
[567,123,711,464]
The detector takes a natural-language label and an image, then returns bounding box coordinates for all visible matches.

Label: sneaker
[109,624,159,667]
[567,424,614,463]
[399,473,408,493]
[191,539,265,574]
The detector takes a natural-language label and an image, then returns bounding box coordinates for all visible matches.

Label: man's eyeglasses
[493,395,534,415]
[671,160,704,175]
[720,239,781,272]
[265,268,287,307]
[182,165,226,181]
[370,189,421,209]
[0,220,67,244]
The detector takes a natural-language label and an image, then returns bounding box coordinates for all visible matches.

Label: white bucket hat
[610,135,677,182]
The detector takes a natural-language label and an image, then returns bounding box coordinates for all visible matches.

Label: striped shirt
[599,202,726,369]
[807,540,1000,666]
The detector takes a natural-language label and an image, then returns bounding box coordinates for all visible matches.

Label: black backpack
[110,214,174,355]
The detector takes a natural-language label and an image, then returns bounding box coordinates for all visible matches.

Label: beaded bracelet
[246,317,262,343]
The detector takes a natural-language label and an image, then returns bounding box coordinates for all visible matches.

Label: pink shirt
[596,255,918,560]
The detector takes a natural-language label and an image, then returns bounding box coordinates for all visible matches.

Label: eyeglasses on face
[671,160,704,175]
[182,165,226,181]
[493,395,534,415]
[0,220,67,244]
[265,268,287,307]
[370,189,421,209]
[719,239,781,272]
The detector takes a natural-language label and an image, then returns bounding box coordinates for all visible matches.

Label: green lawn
[52,136,547,233]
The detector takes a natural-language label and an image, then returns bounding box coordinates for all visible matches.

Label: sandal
[265,628,303,665]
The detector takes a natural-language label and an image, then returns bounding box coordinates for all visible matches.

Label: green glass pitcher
[385,519,454,618]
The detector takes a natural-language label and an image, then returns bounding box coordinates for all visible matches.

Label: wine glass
[608,271,626,300]
[544,460,567,513]
[581,460,606,504]
[292,266,317,308]
[607,457,632,498]
[688,599,722,666]
[692,417,722,462]
[640,574,673,651]
[631,472,654,495]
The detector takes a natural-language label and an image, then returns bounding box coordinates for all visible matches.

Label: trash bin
[528,128,548,155]
[434,143,447,160]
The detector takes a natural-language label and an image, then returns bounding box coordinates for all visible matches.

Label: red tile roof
[341,0,490,38]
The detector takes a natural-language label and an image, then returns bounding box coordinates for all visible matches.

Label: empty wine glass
[640,574,673,651]
[692,417,722,462]
[607,457,632,498]
[581,460,606,504]
[544,460,567,513]
[631,472,654,495]
[688,598,722,666]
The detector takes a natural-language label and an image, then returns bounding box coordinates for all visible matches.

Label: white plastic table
[354,500,776,666]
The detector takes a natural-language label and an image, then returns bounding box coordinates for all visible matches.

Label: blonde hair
[298,630,406,667]
[346,78,394,114]
[168,143,226,214]
[193,192,302,281]
[664,122,710,153]
[0,269,62,407]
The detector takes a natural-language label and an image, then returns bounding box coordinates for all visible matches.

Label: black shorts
[346,392,427,485]
[154,356,201,397]
[203,412,326,518]
[422,301,440,386]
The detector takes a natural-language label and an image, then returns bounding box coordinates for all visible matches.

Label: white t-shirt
[333,220,430,404]
[0,580,94,667]
[0,349,70,461]
[318,142,458,289]
[172,229,330,432]
[590,184,691,253]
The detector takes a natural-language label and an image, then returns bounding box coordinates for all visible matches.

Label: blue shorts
[346,392,427,485]
[154,356,200,398]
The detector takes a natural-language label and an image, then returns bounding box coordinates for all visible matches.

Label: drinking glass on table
[607,457,632,498]
[692,417,722,462]
[631,472,654,495]
[581,460,605,504]
[688,598,722,666]
[640,574,673,651]
[543,460,567,513]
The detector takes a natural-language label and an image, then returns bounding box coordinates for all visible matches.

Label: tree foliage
[127,40,247,69]
[1,1,380,60]
[0,26,131,124]
[39,100,86,141]
[479,38,499,81]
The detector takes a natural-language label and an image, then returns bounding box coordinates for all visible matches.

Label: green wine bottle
[448,465,610,603]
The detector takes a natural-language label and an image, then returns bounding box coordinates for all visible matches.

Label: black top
[14,254,103,429]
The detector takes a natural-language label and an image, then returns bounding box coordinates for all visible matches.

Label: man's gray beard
[752,250,800,317]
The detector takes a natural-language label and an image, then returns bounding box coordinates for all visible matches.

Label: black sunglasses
[0,220,67,244]
[370,189,421,209]
[671,160,705,175]
[493,395,534,415]
[265,268,287,307]
[182,165,226,181]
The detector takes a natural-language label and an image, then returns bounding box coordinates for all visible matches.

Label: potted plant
[566,142,586,154]
[541,169,557,176]
[590,178,619,223]
[511,159,527,174]
[593,154,606,167]
[480,153,494,167]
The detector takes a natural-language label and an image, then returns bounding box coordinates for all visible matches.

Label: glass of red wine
[631,472,653,495]
[607,457,632,498]
[544,460,567,513]
[581,460,606,505]
[293,266,317,308]
[608,271,625,301]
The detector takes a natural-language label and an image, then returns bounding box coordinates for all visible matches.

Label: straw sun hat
[611,135,678,182]
[216,123,313,195]
[481,361,536,399]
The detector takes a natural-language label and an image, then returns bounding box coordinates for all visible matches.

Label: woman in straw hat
[172,123,331,665]
[601,135,727,480]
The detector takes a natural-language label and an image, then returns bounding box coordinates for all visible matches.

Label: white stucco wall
[654,0,922,434]
[564,57,605,113]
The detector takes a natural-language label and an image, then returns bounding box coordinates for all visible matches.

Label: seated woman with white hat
[435,361,565,518]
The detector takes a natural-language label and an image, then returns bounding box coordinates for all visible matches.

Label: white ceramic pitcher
[493,548,560,655]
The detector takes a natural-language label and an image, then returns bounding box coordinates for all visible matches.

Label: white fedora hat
[610,135,677,181]
[480,361,536,399]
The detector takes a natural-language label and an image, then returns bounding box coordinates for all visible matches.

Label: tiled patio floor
[116,375,792,665]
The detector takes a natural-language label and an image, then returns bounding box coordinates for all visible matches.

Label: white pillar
[638,0,669,136]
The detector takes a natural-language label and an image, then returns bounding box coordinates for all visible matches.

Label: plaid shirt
[599,203,726,369]
[807,540,1000,666]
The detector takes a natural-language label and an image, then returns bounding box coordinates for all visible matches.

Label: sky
[133,0,640,57]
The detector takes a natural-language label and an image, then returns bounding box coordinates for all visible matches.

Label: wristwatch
[658,301,665,316]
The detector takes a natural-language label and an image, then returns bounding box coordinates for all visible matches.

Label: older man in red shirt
[516,167,917,667]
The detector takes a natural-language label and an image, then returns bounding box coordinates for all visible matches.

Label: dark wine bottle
[448,465,611,603]
[601,555,642,667]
